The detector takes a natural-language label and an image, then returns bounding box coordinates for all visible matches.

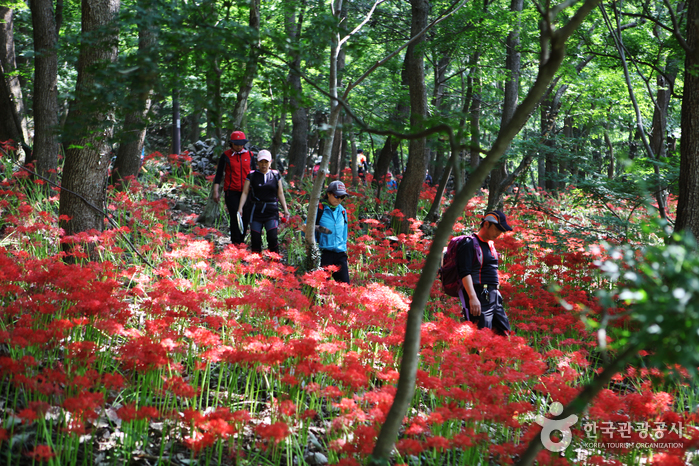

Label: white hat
[257,150,272,162]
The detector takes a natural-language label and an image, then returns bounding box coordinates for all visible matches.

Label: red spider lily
[255,421,290,445]
[25,445,55,462]
[118,335,173,372]
[117,403,160,423]
[162,376,199,399]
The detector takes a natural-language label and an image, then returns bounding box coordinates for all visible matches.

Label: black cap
[484,210,513,232]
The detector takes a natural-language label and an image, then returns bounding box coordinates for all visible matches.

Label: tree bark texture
[373,135,398,195]
[285,3,309,182]
[676,0,699,239]
[429,52,450,183]
[393,0,429,233]
[468,53,481,174]
[30,0,60,181]
[59,0,120,246]
[487,0,522,210]
[0,7,29,149]
[111,2,158,187]
[230,0,260,129]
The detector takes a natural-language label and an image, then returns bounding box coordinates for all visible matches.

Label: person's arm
[213,154,226,203]
[237,179,251,215]
[277,178,290,218]
[461,275,481,316]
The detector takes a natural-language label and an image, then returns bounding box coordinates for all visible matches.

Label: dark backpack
[439,235,483,297]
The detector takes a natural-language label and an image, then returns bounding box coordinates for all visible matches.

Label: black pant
[250,218,279,253]
[224,190,250,245]
[320,250,350,284]
[461,285,511,336]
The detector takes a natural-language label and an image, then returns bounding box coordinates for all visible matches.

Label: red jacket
[214,149,253,192]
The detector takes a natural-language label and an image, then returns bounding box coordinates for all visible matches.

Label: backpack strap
[470,234,483,266]
[316,201,325,225]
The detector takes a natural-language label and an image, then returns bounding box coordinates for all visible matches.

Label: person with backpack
[453,210,513,335]
[237,150,290,254]
[213,131,253,245]
[315,181,350,283]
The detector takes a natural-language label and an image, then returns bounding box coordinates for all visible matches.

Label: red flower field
[0,151,696,465]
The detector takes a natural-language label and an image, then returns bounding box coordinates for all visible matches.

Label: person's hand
[469,296,481,316]
[237,209,243,217]
[213,186,220,203]
[315,225,332,234]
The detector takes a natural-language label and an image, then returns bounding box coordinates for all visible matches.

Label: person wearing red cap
[213,131,253,245]
[457,210,514,335]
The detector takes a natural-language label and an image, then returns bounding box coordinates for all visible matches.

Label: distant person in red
[213,131,253,245]
[357,149,368,184]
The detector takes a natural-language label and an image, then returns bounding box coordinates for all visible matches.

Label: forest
[1,0,699,464]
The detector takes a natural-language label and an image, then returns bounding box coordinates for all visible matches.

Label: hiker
[458,210,513,335]
[425,170,433,186]
[213,131,253,245]
[237,150,290,254]
[386,173,397,190]
[357,149,368,184]
[316,181,350,284]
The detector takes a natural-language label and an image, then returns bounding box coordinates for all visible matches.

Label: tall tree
[58,0,120,251]
[676,0,699,239]
[393,0,430,232]
[198,0,260,225]
[229,0,260,128]
[30,0,60,181]
[286,2,309,181]
[0,6,29,155]
[487,0,522,210]
[111,0,159,187]
[371,0,604,461]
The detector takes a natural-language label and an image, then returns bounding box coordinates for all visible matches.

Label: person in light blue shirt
[315,181,350,283]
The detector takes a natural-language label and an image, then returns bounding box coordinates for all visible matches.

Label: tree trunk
[371,1,603,461]
[676,0,699,239]
[0,7,29,152]
[230,0,260,129]
[430,52,451,183]
[329,22,347,178]
[199,0,259,226]
[30,0,60,182]
[304,0,343,264]
[59,0,120,254]
[111,1,158,187]
[604,128,614,178]
[393,0,429,233]
[373,135,398,196]
[285,2,309,182]
[487,0,522,210]
[206,58,222,140]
